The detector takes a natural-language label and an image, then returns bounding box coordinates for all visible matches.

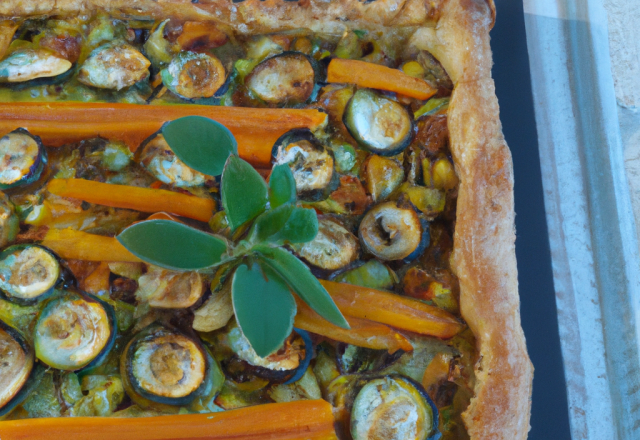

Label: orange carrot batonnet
[41,228,141,263]
[47,178,215,222]
[0,400,337,440]
[327,58,437,101]
[321,280,464,338]
[294,299,413,353]
[0,103,328,167]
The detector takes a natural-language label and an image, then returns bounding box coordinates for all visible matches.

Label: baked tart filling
[0,2,532,439]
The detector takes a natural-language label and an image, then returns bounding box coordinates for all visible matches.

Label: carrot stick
[41,228,141,263]
[0,103,327,167]
[0,400,337,440]
[327,58,437,100]
[294,299,413,353]
[47,178,215,222]
[321,280,463,339]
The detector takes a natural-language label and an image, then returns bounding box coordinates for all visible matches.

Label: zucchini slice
[0,128,47,190]
[34,290,116,371]
[344,89,414,156]
[0,244,60,305]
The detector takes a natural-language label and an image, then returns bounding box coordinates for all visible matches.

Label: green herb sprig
[117,116,349,357]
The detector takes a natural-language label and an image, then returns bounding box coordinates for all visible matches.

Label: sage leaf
[254,245,349,329]
[117,220,227,271]
[249,205,317,245]
[232,262,296,358]
[162,116,237,177]
[222,156,268,231]
[268,164,296,208]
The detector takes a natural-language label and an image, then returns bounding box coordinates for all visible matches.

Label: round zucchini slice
[77,42,150,90]
[359,202,427,261]
[138,133,209,188]
[224,325,312,383]
[351,376,440,440]
[121,324,214,408]
[246,52,318,107]
[0,244,60,305]
[0,48,72,83]
[293,217,359,271]
[272,129,335,197]
[161,51,226,99]
[0,128,47,190]
[344,89,414,156]
[34,291,116,371]
[0,320,34,415]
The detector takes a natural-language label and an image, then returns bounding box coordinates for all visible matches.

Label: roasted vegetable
[34,290,116,371]
[246,52,317,107]
[328,58,436,101]
[193,267,234,332]
[350,376,440,440]
[223,324,312,384]
[332,259,396,291]
[344,89,414,156]
[293,217,359,271]
[138,133,209,188]
[0,128,47,190]
[363,155,404,202]
[136,266,204,309]
[272,129,335,197]
[143,20,178,67]
[78,42,150,90]
[0,244,60,305]
[0,48,72,83]
[0,320,36,418]
[359,201,427,261]
[336,344,402,376]
[0,191,18,248]
[121,324,223,411]
[161,51,226,99]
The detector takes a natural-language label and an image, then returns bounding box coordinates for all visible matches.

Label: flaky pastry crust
[0,1,533,438]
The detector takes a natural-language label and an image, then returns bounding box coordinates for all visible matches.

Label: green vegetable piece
[254,245,349,329]
[162,116,238,177]
[59,373,83,407]
[249,205,318,246]
[332,144,357,173]
[102,141,132,172]
[269,164,297,208]
[232,262,296,358]
[221,156,268,231]
[117,220,228,271]
[333,260,397,290]
[69,375,125,417]
[414,97,450,119]
[22,371,62,418]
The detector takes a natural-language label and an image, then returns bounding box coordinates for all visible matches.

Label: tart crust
[0,1,533,438]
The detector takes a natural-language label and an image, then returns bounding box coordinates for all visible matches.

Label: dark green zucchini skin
[0,244,61,306]
[0,128,48,191]
[403,218,431,263]
[0,320,44,420]
[343,89,415,156]
[123,324,218,407]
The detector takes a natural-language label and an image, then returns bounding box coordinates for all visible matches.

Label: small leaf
[254,245,349,329]
[117,220,228,270]
[269,164,296,208]
[162,116,237,177]
[222,156,268,231]
[249,204,294,244]
[232,262,296,358]
[249,205,317,246]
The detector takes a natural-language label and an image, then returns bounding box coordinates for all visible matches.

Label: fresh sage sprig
[117,116,349,357]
